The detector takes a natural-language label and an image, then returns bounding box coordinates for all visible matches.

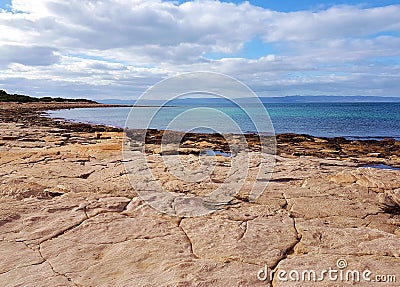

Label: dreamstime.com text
[257,259,397,283]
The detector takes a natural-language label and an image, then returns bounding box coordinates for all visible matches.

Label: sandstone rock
[294,218,400,257]
[1,111,400,286]
[0,261,75,287]
[288,195,381,220]
[274,254,399,286]
[0,193,131,245]
[0,241,44,273]
[378,188,400,211]
[367,152,382,157]
[180,210,299,267]
[330,171,357,184]
[330,168,400,191]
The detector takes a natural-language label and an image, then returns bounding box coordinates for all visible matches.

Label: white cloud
[0,0,399,98]
[3,0,261,51]
[262,5,400,42]
[0,45,59,66]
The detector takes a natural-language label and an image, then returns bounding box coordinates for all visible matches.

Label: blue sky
[0,0,399,99]
[245,0,399,10]
[3,0,399,12]
[171,0,400,11]
[0,0,11,10]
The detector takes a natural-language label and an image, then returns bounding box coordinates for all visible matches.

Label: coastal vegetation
[0,89,96,103]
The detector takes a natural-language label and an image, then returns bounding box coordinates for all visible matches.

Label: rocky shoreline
[1,102,399,286]
[0,102,124,133]
[2,101,400,166]
[139,129,400,167]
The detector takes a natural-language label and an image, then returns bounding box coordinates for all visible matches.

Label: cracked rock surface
[1,118,400,286]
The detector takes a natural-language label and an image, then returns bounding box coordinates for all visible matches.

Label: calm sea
[48,102,400,140]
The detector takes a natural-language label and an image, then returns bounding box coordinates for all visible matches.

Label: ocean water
[47,102,400,140]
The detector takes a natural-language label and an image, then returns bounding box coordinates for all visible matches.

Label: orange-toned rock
[1,103,400,286]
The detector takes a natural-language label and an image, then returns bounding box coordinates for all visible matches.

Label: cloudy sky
[0,0,399,99]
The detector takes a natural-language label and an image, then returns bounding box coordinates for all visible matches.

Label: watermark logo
[257,258,397,283]
[122,72,276,217]
[336,258,348,269]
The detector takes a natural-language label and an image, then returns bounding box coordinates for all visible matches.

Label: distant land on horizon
[0,90,97,104]
[98,95,400,105]
[2,89,400,105]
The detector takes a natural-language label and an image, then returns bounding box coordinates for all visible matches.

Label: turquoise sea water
[48,102,400,140]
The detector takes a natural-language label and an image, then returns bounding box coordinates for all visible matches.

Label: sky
[0,0,399,99]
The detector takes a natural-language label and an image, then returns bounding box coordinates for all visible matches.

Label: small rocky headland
[0,92,399,286]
